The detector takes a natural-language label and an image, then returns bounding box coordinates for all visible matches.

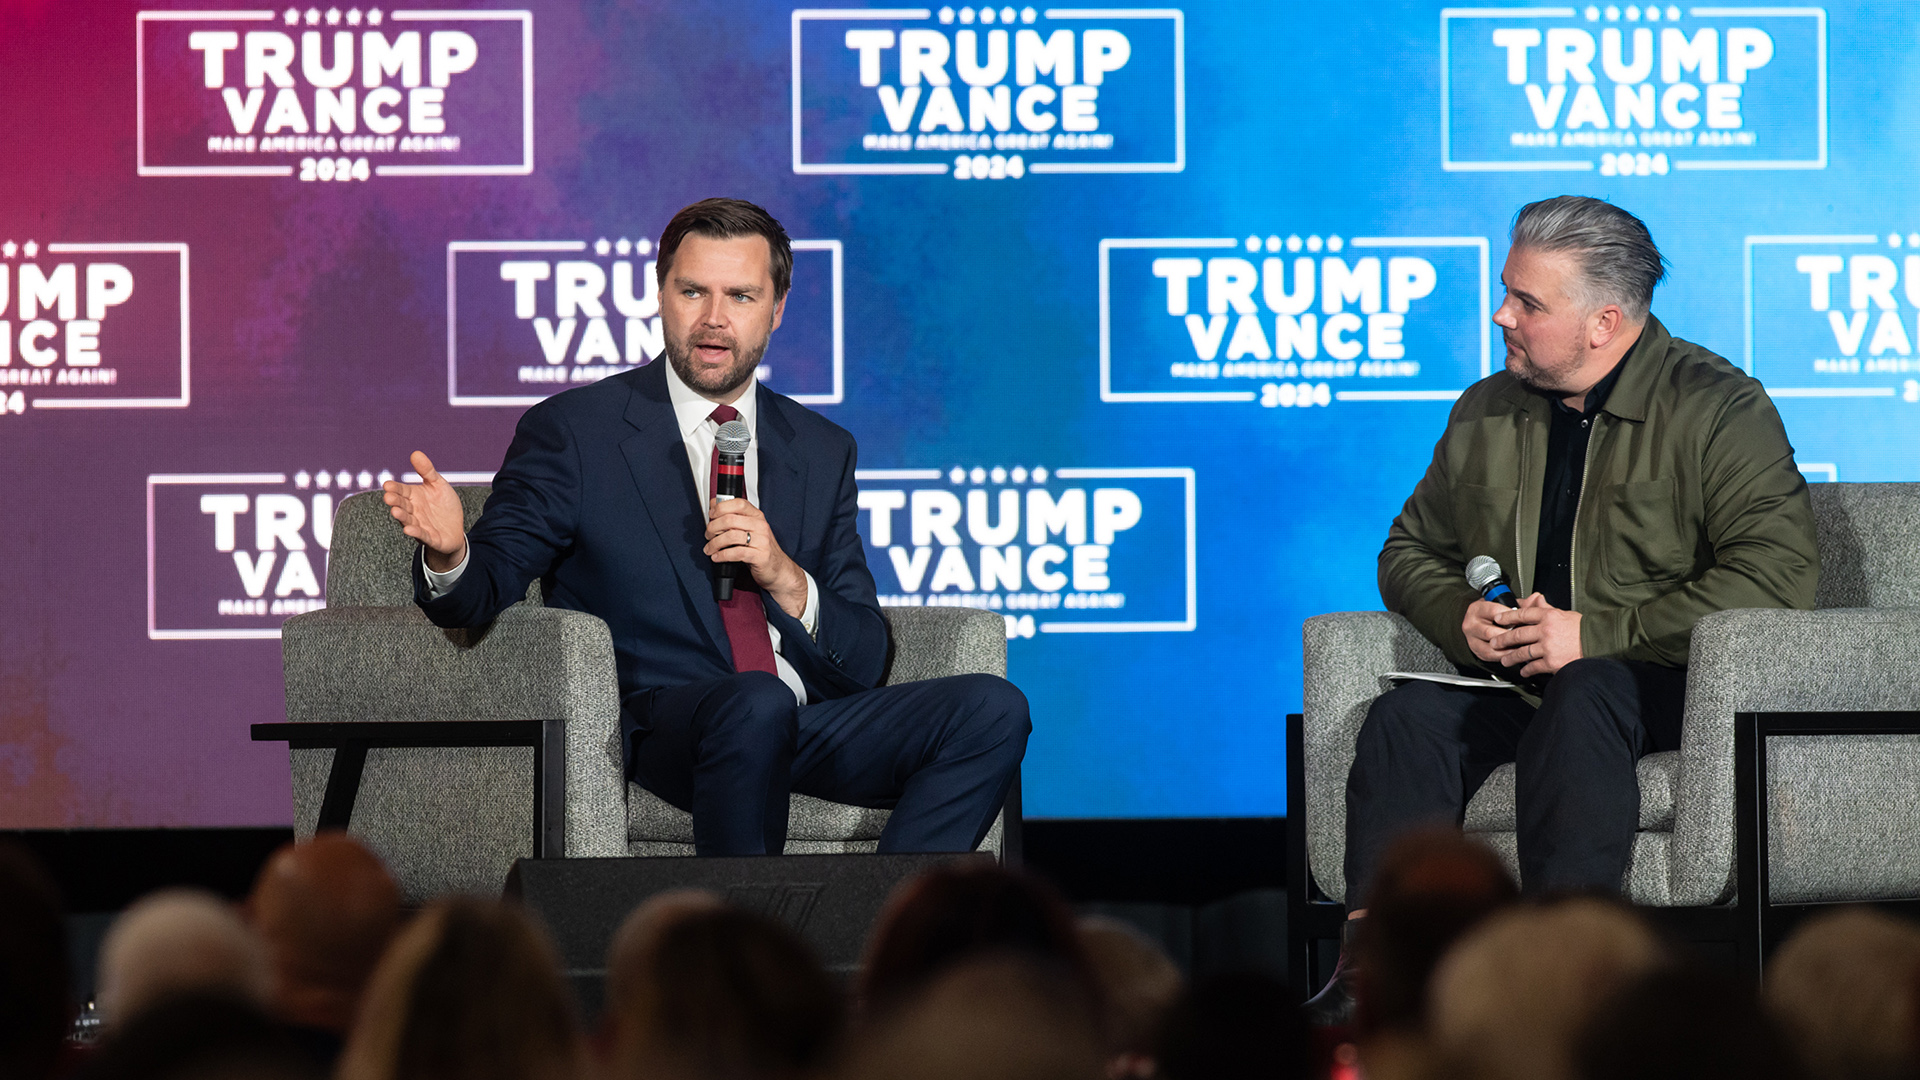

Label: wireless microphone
[713,419,751,601]
[1465,555,1520,609]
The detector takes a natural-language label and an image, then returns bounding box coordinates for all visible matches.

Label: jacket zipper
[1514,415,1527,597]
[1568,417,1596,612]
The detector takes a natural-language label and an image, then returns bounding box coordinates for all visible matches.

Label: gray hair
[1510,196,1668,322]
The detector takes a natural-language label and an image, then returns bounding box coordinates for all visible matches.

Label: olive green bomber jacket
[1378,315,1819,672]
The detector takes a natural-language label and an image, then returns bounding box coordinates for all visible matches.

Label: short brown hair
[336,898,582,1080]
[656,198,793,300]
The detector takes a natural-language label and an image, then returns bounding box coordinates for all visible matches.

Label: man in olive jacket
[1308,197,1818,1021]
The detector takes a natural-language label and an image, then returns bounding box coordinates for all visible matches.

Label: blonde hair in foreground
[1427,898,1661,1080]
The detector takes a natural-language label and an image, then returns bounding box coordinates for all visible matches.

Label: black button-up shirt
[1532,335,1638,611]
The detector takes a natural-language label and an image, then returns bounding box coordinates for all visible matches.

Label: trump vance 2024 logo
[137,8,533,180]
[793,6,1183,179]
[1441,6,1825,174]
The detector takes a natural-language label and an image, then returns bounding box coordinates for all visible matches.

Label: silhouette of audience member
[856,863,1095,1018]
[839,956,1105,1080]
[599,892,844,1080]
[1076,916,1184,1080]
[245,832,401,1067]
[98,889,270,1028]
[335,897,583,1080]
[1427,898,1661,1080]
[1357,829,1518,1037]
[1575,962,1806,1080]
[75,992,322,1080]
[1156,970,1321,1080]
[0,842,72,1080]
[1763,908,1920,1080]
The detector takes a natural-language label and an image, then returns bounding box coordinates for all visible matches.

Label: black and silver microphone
[713,419,751,601]
[1466,555,1520,609]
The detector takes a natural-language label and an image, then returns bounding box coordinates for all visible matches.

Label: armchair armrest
[1301,611,1448,905]
[1671,607,1920,905]
[880,607,1007,685]
[280,604,625,858]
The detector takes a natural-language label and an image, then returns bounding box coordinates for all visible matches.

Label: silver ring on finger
[744,530,752,544]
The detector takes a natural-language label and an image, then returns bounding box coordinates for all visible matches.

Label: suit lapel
[618,363,731,661]
[755,384,807,555]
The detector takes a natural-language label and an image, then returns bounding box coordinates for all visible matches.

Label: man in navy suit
[381,198,1029,856]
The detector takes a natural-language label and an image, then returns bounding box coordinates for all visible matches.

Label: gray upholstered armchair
[280,488,1013,902]
[1291,482,1920,978]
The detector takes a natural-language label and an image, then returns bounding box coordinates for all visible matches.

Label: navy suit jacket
[413,360,889,705]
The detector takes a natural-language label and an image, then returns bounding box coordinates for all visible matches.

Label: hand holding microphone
[1460,556,1583,678]
[710,420,751,601]
[702,420,811,619]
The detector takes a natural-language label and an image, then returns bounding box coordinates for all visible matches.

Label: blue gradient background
[0,1,1913,826]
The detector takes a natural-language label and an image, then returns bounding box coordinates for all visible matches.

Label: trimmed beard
[664,330,768,399]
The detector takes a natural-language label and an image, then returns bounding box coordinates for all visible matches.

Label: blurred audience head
[245,831,401,1035]
[1358,828,1518,1036]
[1156,969,1319,1080]
[839,955,1105,1080]
[857,862,1093,1017]
[78,991,324,1080]
[1428,897,1662,1080]
[99,888,270,1028]
[0,841,70,1080]
[335,897,582,1080]
[1763,908,1920,1080]
[601,893,844,1080]
[1575,961,1805,1080]
[1076,916,1183,1079]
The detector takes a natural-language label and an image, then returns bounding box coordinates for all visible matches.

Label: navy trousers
[624,671,1030,856]
[1342,658,1686,907]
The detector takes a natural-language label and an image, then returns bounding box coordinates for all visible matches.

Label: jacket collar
[617,361,730,659]
[1596,314,1669,423]
[613,362,808,665]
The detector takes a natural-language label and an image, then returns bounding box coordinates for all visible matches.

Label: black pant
[1343,658,1686,907]
[625,671,1030,856]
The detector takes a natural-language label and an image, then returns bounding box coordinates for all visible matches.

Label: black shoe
[1302,917,1361,1028]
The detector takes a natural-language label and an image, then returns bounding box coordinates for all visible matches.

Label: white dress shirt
[424,362,821,704]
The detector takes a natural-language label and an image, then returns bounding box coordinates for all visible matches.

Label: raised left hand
[704,497,809,618]
[1490,592,1583,678]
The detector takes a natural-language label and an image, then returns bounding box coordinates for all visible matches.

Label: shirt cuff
[799,570,820,638]
[421,546,469,599]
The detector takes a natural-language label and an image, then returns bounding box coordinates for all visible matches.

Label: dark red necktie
[708,405,779,675]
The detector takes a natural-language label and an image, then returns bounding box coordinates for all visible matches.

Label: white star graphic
[305,8,321,25]
[1,241,14,259]
[294,471,312,489]
[22,241,37,258]
[314,470,332,489]
[325,7,341,24]
[284,7,300,24]
[346,8,362,25]
[367,8,382,25]
[594,238,611,255]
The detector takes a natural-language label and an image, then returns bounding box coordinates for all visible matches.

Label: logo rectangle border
[135,9,535,179]
[1439,6,1826,173]
[1742,232,1900,398]
[31,242,191,409]
[148,471,289,641]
